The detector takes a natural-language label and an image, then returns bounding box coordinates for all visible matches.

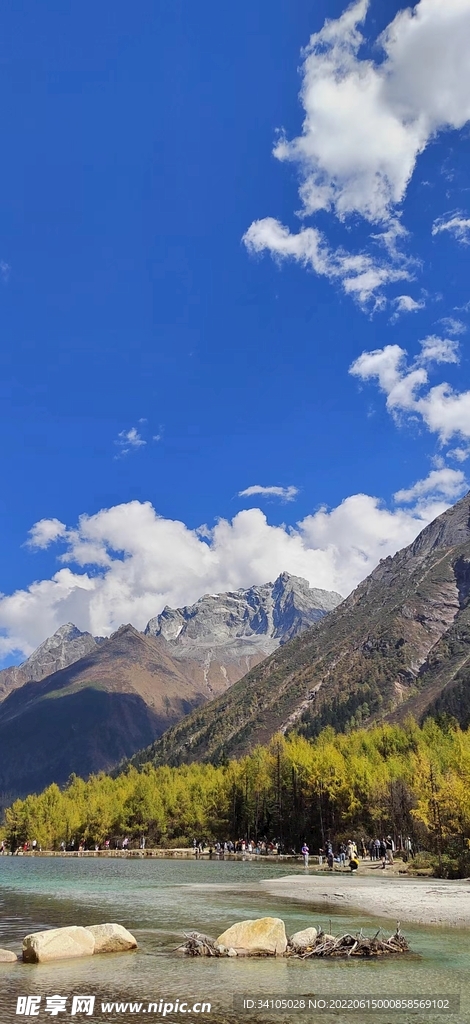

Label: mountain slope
[0,625,218,799]
[0,574,341,799]
[0,624,103,701]
[128,491,470,769]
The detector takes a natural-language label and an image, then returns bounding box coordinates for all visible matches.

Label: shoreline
[257,873,470,929]
[3,848,301,861]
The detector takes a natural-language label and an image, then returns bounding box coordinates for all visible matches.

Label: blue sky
[1,0,470,660]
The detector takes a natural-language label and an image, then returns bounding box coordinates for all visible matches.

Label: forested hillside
[3,719,470,869]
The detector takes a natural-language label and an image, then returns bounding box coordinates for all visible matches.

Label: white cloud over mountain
[0,494,453,659]
[350,337,470,442]
[244,0,470,306]
[393,467,467,503]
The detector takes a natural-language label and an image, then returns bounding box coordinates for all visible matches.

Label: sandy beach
[258,872,470,928]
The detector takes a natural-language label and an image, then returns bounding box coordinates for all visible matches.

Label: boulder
[23,927,95,963]
[216,917,287,956]
[0,949,17,962]
[85,923,137,954]
[289,927,318,949]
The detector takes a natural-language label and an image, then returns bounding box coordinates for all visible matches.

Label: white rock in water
[0,949,17,962]
[85,923,137,953]
[216,917,287,956]
[290,927,318,948]
[23,927,95,963]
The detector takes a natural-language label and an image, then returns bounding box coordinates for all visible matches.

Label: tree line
[2,717,470,869]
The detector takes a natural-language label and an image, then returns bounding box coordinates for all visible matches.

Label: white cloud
[391,294,425,319]
[114,426,147,458]
[350,338,470,442]
[26,518,68,549]
[433,212,470,244]
[439,316,466,336]
[393,467,467,503]
[275,0,470,224]
[243,218,410,309]
[448,445,470,463]
[238,484,299,502]
[244,0,470,305]
[0,495,450,659]
[418,335,459,364]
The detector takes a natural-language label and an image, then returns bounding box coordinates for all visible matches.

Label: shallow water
[0,857,468,1023]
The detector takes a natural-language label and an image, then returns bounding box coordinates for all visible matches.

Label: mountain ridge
[0,623,103,701]
[126,491,470,770]
[0,572,341,799]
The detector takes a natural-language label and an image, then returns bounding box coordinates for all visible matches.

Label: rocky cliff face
[0,624,103,701]
[145,572,342,661]
[129,491,470,769]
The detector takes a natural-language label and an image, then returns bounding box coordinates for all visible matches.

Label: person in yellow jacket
[349,854,359,873]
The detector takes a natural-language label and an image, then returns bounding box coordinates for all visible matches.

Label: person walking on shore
[380,837,387,868]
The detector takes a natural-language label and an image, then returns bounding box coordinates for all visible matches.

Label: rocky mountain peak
[23,623,102,670]
[0,622,104,702]
[408,489,470,558]
[144,573,343,661]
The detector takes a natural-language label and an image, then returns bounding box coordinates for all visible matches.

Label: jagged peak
[110,623,143,640]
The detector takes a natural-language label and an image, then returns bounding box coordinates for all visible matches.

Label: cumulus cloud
[0,495,450,659]
[244,0,470,306]
[238,484,299,502]
[277,0,470,223]
[26,518,68,549]
[350,336,470,442]
[433,212,470,245]
[393,467,467,503]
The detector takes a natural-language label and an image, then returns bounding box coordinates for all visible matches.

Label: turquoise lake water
[0,857,468,1024]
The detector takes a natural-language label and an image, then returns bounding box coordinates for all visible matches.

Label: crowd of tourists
[299,834,415,871]
[0,833,415,864]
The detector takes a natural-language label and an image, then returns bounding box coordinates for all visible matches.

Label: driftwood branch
[179,926,411,959]
[289,926,410,959]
